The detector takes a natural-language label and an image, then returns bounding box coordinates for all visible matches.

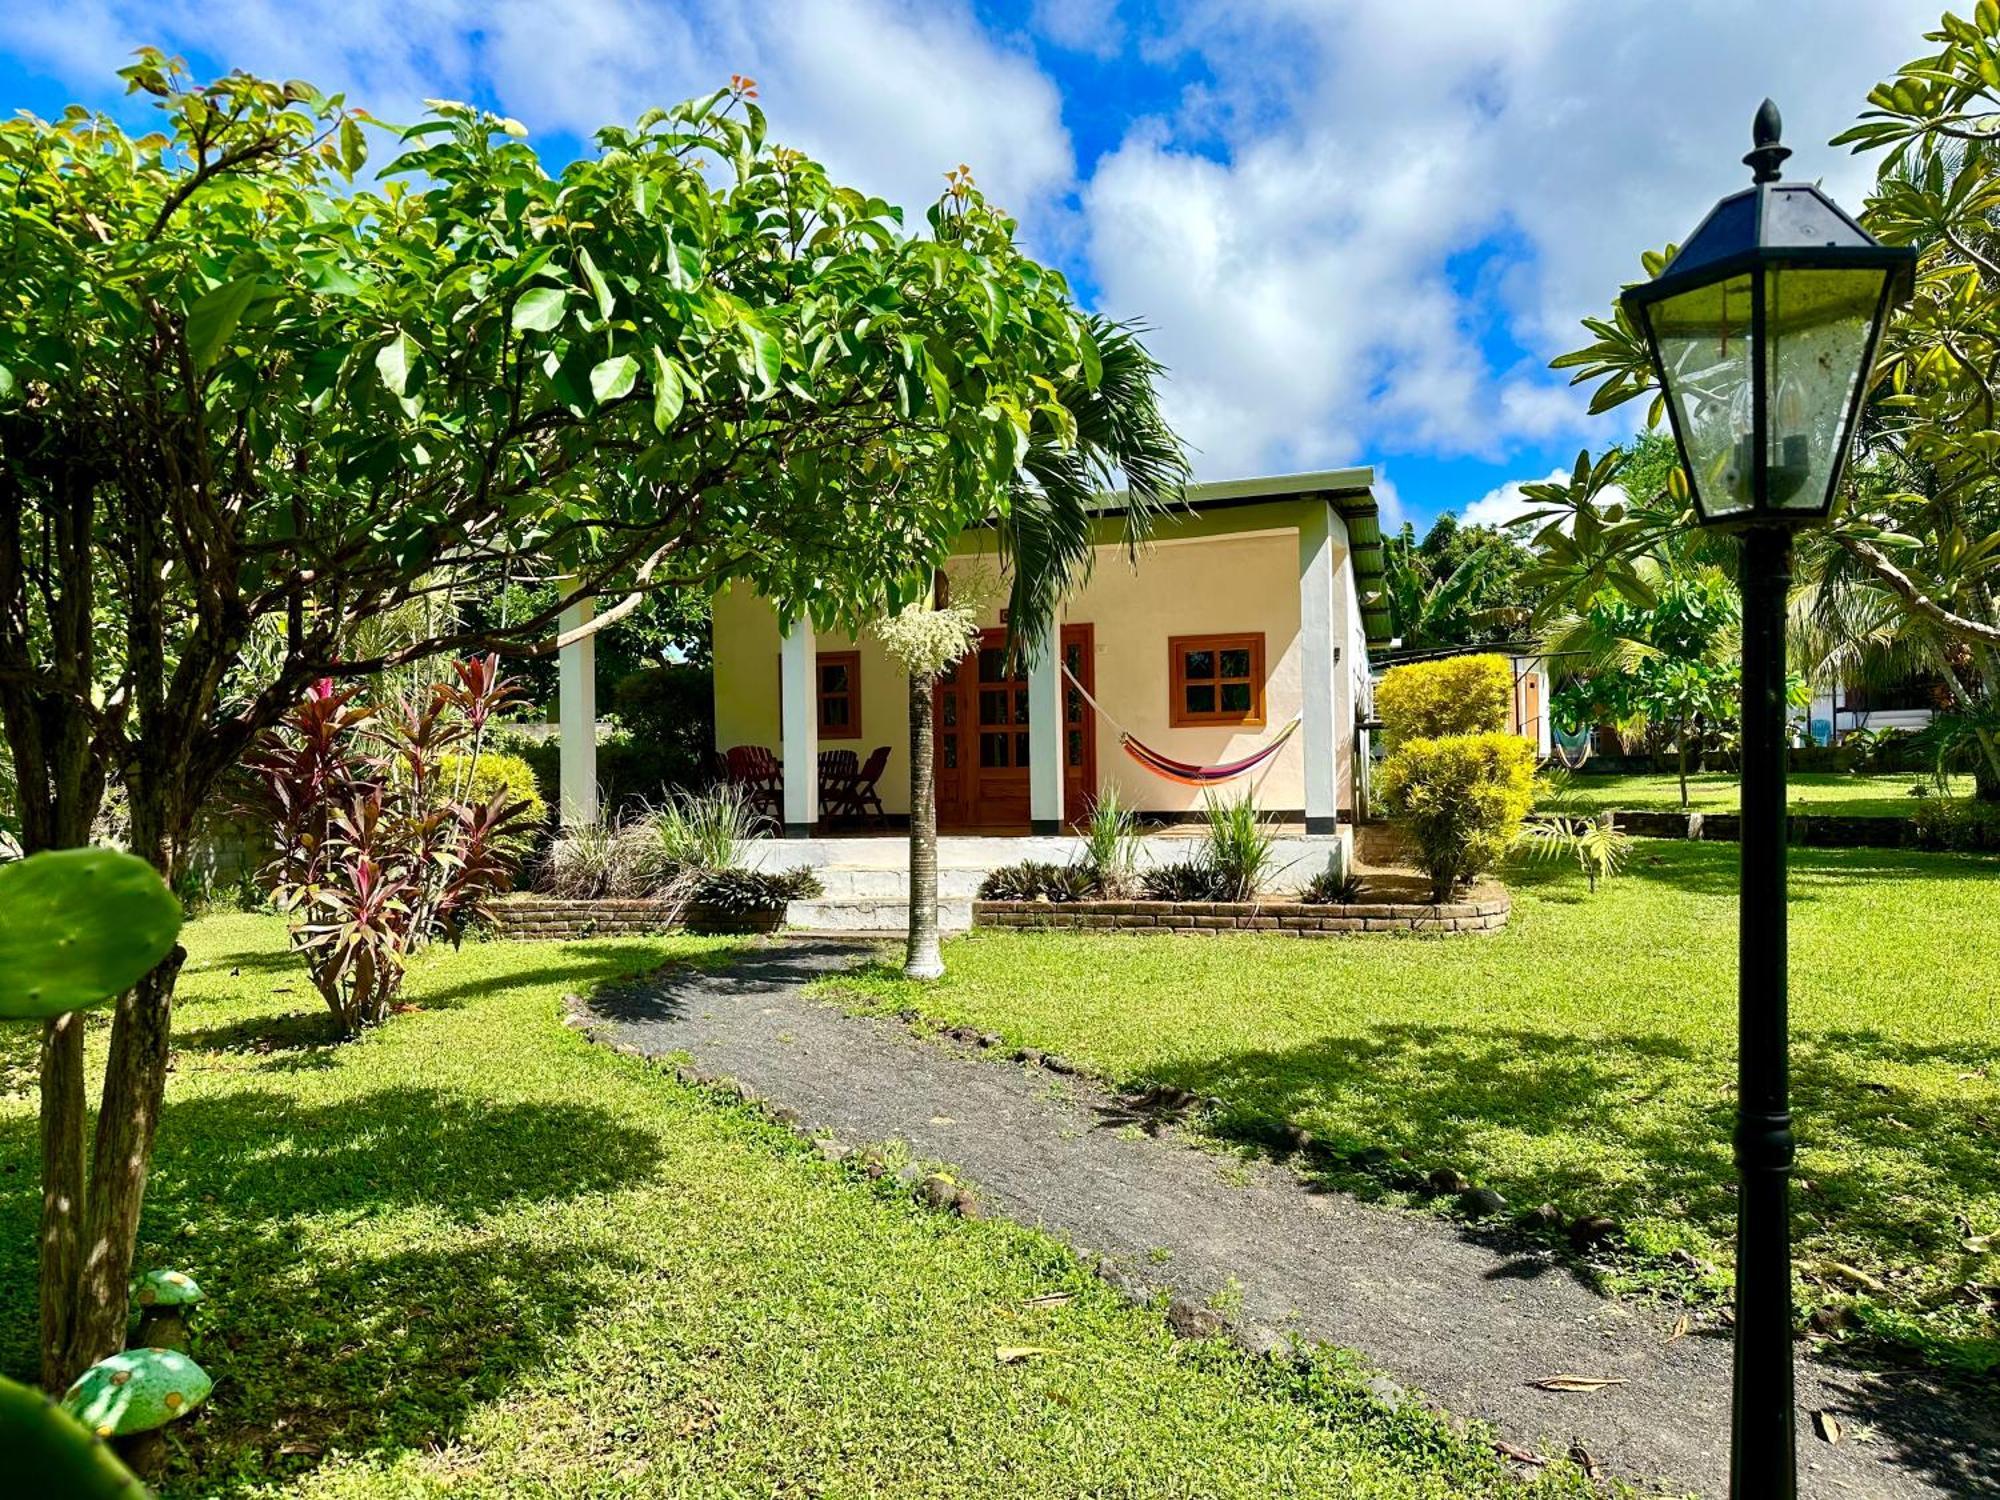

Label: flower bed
[971,892,1508,936]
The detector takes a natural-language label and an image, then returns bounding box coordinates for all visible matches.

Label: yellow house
[706,468,1389,837]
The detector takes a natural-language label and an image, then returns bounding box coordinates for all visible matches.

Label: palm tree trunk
[904,669,944,980]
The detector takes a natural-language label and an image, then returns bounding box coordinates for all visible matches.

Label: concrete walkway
[585,941,1995,1500]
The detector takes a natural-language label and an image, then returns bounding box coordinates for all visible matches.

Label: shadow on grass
[142,1085,662,1229]
[0,1077,667,1489]
[162,1236,643,1495]
[1136,1018,1998,1373]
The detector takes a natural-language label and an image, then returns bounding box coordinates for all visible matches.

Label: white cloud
[1083,0,1931,480]
[1459,467,1566,529]
[0,0,1940,500]
[1032,0,1125,58]
[0,0,1075,241]
[1458,467,1629,531]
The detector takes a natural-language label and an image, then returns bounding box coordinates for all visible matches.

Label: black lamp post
[1620,101,1914,1499]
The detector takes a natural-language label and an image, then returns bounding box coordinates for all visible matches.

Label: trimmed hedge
[1378,731,1538,902]
[1375,654,1511,747]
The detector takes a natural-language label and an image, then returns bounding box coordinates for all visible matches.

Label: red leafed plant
[249,657,534,1034]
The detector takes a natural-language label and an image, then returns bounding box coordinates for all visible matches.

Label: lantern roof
[1623,101,1915,312]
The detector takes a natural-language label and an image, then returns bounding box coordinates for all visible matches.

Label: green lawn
[829,842,2000,1377]
[1551,770,1966,819]
[0,915,1595,1498]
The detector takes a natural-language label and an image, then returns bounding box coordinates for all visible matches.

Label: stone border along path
[576,940,1996,1500]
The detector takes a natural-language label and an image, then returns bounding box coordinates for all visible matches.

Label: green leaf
[742,322,782,396]
[0,849,182,1019]
[578,247,615,321]
[650,347,685,432]
[338,115,368,176]
[375,331,419,397]
[512,286,568,333]
[590,353,639,405]
[186,276,260,373]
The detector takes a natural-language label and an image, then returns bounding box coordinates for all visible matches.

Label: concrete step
[786,896,974,934]
[805,865,991,900]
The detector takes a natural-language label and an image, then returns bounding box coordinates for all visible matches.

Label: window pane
[1185,684,1216,715]
[1220,682,1252,713]
[1014,687,1030,724]
[1219,648,1251,679]
[978,648,1005,683]
[1067,728,1083,766]
[1645,272,1754,519]
[980,690,1008,726]
[942,735,958,769]
[1183,649,1213,680]
[980,732,1008,767]
[1766,267,1886,512]
[942,693,957,727]
[820,662,849,693]
[821,698,849,728]
[1016,732,1031,766]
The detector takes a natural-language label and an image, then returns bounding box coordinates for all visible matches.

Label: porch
[742,827,1353,933]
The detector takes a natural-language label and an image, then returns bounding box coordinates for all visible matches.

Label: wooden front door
[936,625,1094,832]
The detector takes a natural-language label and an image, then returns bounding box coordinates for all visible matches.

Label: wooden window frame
[815,650,862,740]
[1168,632,1266,728]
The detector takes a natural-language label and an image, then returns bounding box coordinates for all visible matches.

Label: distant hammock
[1062,664,1301,787]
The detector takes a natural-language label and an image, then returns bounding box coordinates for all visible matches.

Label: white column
[1028,620,1064,834]
[557,597,597,827]
[1298,501,1340,834]
[779,615,818,836]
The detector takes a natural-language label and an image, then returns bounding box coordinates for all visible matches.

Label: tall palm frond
[999,316,1189,660]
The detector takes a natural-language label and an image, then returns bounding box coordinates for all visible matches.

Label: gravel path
[586,940,1996,1499]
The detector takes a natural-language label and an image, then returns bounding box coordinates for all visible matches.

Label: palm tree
[894,316,1187,980]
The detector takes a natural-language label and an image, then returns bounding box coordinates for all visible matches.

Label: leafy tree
[1547,7,2000,799]
[1382,515,1540,649]
[0,56,1124,1386]
[1545,571,1749,807]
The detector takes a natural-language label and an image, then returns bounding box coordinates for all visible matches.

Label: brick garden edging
[972,893,1509,936]
[486,897,684,939]
[486,896,788,938]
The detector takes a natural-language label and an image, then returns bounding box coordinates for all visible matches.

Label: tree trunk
[45,774,190,1388]
[904,670,944,981]
[1678,725,1690,810]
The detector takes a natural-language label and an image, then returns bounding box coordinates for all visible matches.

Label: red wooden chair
[722,745,784,829]
[818,749,859,822]
[836,745,891,829]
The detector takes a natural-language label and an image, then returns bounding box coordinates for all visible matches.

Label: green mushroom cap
[134,1269,204,1309]
[62,1349,212,1438]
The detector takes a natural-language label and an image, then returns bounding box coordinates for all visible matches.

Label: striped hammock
[1061,664,1302,786]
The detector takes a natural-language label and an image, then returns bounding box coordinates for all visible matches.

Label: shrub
[1377,732,1539,902]
[689,865,823,915]
[1139,859,1235,902]
[978,859,1102,902]
[536,819,658,899]
[1375,654,1512,747]
[1911,795,2000,851]
[1081,786,1141,895]
[249,659,535,1034]
[1298,847,1363,905]
[1200,790,1279,900]
[440,752,549,864]
[633,785,755,880]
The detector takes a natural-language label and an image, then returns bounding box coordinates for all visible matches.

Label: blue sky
[0,0,1933,529]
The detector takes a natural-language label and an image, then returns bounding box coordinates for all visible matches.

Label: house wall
[711,496,1360,821]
